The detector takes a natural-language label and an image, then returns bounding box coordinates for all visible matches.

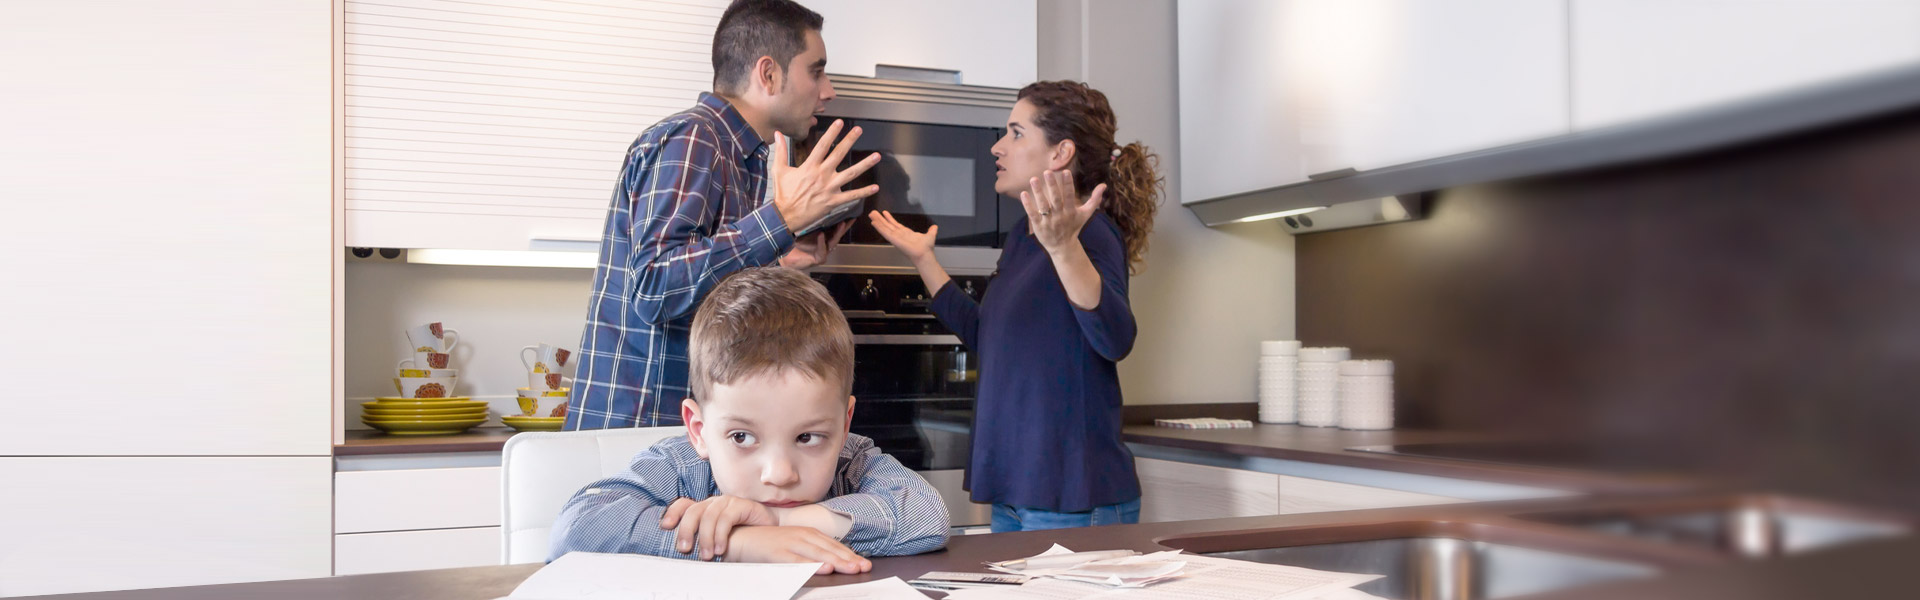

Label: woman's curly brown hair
[1017,81,1163,274]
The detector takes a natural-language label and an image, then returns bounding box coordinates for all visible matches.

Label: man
[568,0,879,429]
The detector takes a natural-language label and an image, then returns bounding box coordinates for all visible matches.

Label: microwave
[799,75,1021,252]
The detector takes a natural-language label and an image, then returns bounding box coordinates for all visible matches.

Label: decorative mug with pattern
[405,322,460,354]
[400,351,452,371]
[519,344,574,374]
[516,395,569,418]
[393,376,457,399]
[527,371,565,391]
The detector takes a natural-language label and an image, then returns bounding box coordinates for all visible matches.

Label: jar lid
[1298,347,1351,362]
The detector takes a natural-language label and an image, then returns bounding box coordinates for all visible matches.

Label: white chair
[500,426,687,564]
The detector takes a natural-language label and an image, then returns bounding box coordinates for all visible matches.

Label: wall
[1040,0,1300,404]
[1295,105,1920,509]
[343,258,594,426]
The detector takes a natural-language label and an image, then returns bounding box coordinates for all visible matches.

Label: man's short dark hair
[711,0,824,96]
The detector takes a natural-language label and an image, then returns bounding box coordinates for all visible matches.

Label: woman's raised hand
[1021,170,1106,255]
[869,210,938,263]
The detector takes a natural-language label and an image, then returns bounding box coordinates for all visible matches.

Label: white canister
[1338,359,1395,430]
[1295,347,1350,427]
[1258,354,1299,424]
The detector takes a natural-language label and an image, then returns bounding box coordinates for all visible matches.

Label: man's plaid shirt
[566,93,795,429]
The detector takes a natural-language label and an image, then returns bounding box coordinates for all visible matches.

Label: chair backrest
[500,426,687,564]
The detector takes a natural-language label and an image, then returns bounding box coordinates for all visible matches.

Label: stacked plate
[361,397,488,435]
[502,415,564,432]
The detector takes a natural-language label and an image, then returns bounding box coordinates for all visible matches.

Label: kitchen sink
[1512,494,1912,559]
[1156,520,1714,600]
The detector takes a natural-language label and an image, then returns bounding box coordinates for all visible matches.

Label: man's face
[683,368,853,507]
[768,29,834,139]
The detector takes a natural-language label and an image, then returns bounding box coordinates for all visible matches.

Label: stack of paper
[943,546,1387,600]
[499,552,821,600]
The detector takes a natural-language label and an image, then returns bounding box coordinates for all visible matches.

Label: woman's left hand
[1021,170,1107,255]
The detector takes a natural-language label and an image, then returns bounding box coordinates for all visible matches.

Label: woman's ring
[1039,211,1052,216]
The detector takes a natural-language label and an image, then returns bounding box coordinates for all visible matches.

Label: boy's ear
[844,395,857,435]
[682,398,709,459]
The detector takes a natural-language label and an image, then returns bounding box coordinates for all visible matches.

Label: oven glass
[800,118,1006,247]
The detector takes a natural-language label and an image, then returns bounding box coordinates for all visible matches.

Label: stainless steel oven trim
[817,244,999,276]
[852,334,961,345]
[825,74,1018,129]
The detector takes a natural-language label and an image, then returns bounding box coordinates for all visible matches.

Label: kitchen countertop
[335,428,520,455]
[31,496,1912,600]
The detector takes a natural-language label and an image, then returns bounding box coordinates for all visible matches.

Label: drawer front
[335,527,501,575]
[1278,475,1466,515]
[1135,457,1282,523]
[336,467,501,533]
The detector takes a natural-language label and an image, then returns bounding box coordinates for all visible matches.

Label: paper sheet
[504,552,822,600]
[947,549,1383,600]
[792,577,929,600]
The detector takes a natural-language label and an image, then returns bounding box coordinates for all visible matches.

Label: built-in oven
[812,271,995,527]
[802,74,1021,251]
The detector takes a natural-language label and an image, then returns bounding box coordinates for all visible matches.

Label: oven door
[802,118,1006,248]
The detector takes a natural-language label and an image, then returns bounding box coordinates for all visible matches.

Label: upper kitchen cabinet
[1572,0,1920,130]
[1178,0,1569,203]
[0,0,332,455]
[343,0,733,251]
[802,0,1036,89]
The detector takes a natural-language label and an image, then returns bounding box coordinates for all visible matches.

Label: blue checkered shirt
[567,93,795,429]
[547,433,951,561]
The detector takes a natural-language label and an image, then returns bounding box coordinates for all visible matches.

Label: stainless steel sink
[1512,494,1912,559]
[1157,521,1713,600]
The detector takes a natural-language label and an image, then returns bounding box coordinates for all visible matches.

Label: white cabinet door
[1134,458,1281,523]
[0,0,332,456]
[341,0,732,251]
[1573,0,1920,130]
[1178,0,1569,203]
[0,457,332,597]
[805,0,1036,89]
[1277,475,1466,515]
[336,467,503,533]
[336,527,503,575]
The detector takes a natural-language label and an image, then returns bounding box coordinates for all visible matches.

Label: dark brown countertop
[29,495,1912,600]
[1120,424,1706,495]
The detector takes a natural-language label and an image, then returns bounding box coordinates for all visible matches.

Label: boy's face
[683,368,854,507]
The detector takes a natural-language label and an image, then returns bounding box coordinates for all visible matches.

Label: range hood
[1186,63,1920,233]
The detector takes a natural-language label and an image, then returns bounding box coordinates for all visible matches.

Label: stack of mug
[364,322,486,435]
[508,343,573,432]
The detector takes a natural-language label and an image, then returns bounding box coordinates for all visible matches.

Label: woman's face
[990,99,1068,197]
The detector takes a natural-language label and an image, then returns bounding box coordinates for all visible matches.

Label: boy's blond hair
[689,267,854,402]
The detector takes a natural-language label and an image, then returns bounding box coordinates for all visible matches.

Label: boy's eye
[728,431,757,446]
[796,433,826,447]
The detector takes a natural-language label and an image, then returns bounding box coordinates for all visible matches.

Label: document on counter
[500,552,821,600]
[792,577,928,600]
[949,548,1383,600]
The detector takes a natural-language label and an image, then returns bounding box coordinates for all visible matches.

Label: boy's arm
[546,447,707,561]
[807,445,951,557]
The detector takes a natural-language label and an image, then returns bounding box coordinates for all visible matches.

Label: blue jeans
[990,498,1142,533]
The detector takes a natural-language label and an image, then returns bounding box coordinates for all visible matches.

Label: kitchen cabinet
[1135,457,1282,522]
[1277,474,1467,515]
[1,0,333,456]
[1571,0,1920,130]
[336,528,503,576]
[342,0,732,251]
[0,458,333,598]
[1176,0,1569,203]
[803,0,1037,89]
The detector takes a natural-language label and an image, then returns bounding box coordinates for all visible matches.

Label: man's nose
[819,77,836,105]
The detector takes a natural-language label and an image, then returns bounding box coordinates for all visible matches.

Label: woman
[870,81,1162,532]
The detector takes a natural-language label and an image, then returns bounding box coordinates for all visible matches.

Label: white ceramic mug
[517,387,569,398]
[516,395,569,418]
[527,371,566,392]
[405,323,460,354]
[519,343,574,374]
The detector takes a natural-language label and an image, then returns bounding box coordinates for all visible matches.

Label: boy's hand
[724,526,871,575]
[660,496,777,560]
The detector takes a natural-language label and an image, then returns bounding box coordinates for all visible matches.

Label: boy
[549,267,949,574]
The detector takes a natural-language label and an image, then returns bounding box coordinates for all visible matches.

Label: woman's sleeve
[929,279,983,350]
[1069,217,1136,362]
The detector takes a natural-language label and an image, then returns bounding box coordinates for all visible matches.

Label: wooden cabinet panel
[335,527,502,575]
[1278,474,1466,515]
[336,467,503,533]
